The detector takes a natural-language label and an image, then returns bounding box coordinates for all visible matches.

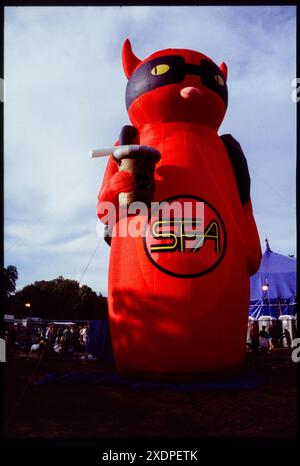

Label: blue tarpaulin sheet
[87,320,114,362]
[35,371,265,391]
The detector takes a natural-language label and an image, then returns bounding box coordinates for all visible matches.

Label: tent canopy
[249,239,296,318]
[250,239,296,300]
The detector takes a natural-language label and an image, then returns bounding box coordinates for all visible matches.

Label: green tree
[9,276,106,320]
[3,265,18,297]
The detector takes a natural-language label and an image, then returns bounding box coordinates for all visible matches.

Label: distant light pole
[262,281,270,316]
[25,302,31,322]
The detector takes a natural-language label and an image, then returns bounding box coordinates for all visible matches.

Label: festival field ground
[4,350,297,441]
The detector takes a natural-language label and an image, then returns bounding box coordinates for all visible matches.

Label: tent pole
[278,298,282,317]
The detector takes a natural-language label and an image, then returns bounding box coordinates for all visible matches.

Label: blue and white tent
[249,239,297,319]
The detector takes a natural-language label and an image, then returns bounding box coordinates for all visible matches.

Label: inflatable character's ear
[122,38,142,79]
[219,62,228,81]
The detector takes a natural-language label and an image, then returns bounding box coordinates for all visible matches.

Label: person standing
[259,325,269,354]
[250,322,259,354]
[284,328,292,348]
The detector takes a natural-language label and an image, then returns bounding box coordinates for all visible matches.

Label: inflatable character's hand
[98,125,138,204]
[113,144,161,208]
[98,125,160,245]
[113,126,161,207]
[106,170,135,199]
[110,124,139,202]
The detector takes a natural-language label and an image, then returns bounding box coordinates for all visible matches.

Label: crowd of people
[5,319,294,360]
[4,321,89,358]
[249,321,292,354]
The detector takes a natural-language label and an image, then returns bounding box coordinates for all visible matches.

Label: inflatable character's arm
[220,134,262,275]
[97,156,133,207]
[97,125,138,208]
[96,125,138,245]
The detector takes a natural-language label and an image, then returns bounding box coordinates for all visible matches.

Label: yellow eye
[151,64,170,76]
[215,74,225,86]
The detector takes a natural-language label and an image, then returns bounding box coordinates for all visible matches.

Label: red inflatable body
[97,40,262,378]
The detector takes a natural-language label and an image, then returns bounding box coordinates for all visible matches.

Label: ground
[4,350,297,441]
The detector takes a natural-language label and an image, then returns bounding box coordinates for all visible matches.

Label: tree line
[3,265,108,320]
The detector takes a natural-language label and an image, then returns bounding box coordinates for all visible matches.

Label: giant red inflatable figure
[97,39,262,378]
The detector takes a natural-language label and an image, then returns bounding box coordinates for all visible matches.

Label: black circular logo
[143,195,227,278]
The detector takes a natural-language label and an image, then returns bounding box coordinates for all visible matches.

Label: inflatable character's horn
[219,62,228,81]
[122,39,142,79]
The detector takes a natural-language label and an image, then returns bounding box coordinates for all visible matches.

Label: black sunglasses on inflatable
[125,55,228,110]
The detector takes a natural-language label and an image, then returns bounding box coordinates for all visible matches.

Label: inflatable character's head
[122,39,228,130]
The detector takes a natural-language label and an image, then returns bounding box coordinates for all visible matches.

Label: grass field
[4,350,297,441]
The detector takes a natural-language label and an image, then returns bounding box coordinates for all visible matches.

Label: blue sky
[4,6,296,295]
